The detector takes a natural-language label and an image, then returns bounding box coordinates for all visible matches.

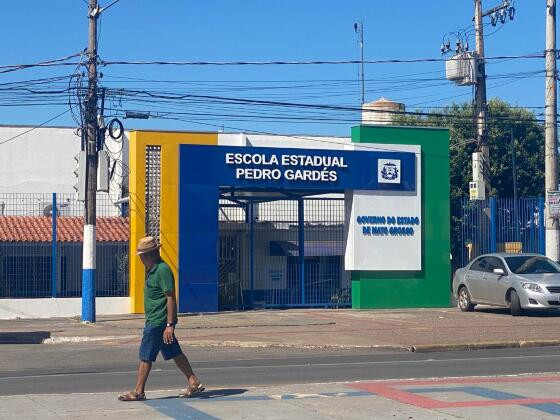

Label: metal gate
[218,234,243,310]
[218,197,350,310]
[459,197,545,266]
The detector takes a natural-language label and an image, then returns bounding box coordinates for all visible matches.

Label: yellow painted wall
[129,131,218,313]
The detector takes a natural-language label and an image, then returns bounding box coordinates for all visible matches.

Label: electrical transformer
[445,52,478,86]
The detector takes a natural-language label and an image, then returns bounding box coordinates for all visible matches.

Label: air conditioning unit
[40,202,70,217]
[446,52,478,86]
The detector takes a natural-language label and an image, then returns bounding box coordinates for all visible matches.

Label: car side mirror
[493,268,505,276]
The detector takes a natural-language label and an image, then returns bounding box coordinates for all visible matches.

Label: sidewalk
[4,374,560,419]
[2,307,560,351]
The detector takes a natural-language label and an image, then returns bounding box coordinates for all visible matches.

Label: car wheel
[510,290,522,316]
[458,286,475,312]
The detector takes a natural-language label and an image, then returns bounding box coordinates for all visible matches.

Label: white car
[453,253,560,316]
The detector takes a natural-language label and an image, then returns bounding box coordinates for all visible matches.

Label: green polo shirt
[144,260,177,326]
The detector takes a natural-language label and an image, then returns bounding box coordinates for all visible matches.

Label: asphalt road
[1,344,560,396]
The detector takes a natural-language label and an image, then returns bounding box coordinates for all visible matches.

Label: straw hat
[136,236,161,255]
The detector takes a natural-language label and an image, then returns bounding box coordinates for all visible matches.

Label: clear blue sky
[0,0,550,136]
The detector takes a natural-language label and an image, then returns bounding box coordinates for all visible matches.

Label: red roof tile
[0,216,129,243]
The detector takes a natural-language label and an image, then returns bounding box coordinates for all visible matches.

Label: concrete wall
[218,133,351,149]
[0,297,130,319]
[0,125,128,216]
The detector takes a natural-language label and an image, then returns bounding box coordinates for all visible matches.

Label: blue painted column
[178,185,219,313]
[298,198,305,305]
[490,197,497,253]
[249,202,255,308]
[51,193,57,298]
[513,198,520,242]
[81,225,96,322]
[539,197,546,255]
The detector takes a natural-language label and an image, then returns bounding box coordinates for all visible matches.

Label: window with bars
[145,146,161,240]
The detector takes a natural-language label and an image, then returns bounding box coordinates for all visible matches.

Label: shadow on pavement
[475,307,560,317]
[197,388,249,399]
[0,331,51,344]
[150,388,248,401]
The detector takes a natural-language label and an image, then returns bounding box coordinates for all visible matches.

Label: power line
[0,52,85,74]
[0,50,544,79]
[100,52,544,67]
[0,108,73,146]
[108,87,546,123]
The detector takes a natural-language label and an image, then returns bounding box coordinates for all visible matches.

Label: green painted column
[351,125,451,309]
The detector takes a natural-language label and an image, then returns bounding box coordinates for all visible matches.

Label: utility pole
[545,0,559,260]
[444,1,514,202]
[82,0,99,323]
[474,0,489,196]
[354,21,365,104]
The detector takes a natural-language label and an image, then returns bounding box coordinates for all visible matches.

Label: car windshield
[505,256,560,274]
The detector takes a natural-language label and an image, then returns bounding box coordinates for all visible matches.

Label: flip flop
[118,391,146,401]
[179,383,205,398]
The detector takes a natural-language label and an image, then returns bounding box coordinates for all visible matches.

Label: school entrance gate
[128,127,450,314]
[218,197,347,310]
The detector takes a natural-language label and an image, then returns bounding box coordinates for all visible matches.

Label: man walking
[119,236,204,401]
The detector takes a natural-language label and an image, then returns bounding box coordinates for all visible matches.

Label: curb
[42,335,138,344]
[40,337,560,351]
[8,334,560,351]
[183,341,411,351]
[410,340,560,353]
[39,336,410,351]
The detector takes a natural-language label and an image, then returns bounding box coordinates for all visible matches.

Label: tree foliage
[394,99,545,265]
[396,99,544,199]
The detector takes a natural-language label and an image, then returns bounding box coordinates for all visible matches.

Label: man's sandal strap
[118,391,146,401]
[179,383,205,398]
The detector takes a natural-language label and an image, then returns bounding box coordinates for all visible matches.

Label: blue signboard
[178,144,417,313]
[181,145,416,191]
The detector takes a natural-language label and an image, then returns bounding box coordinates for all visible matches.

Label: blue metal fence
[0,192,129,298]
[459,197,545,267]
[3,192,546,304]
[218,197,350,310]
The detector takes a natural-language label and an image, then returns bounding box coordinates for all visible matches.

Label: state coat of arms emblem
[378,159,401,184]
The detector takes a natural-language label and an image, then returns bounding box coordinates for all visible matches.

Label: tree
[395,99,545,265]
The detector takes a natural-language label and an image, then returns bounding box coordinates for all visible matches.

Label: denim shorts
[139,324,182,362]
